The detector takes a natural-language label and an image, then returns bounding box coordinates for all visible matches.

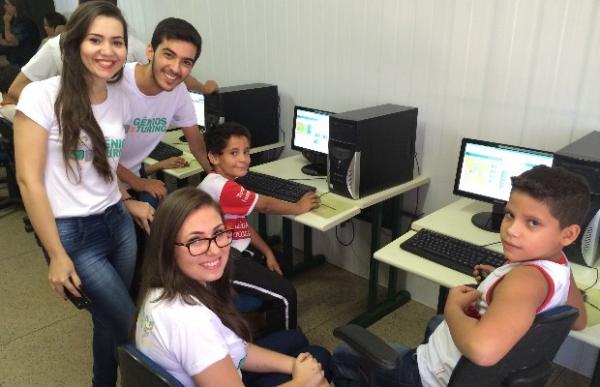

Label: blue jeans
[242,330,332,386]
[56,202,137,387]
[331,314,444,387]
[332,344,421,387]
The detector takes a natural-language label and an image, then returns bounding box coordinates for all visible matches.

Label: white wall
[120,0,600,212]
[119,0,600,374]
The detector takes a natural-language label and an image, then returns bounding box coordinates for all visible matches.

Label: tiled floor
[0,204,592,386]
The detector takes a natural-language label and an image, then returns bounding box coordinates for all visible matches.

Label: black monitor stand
[300,150,327,177]
[471,202,505,233]
[301,163,327,177]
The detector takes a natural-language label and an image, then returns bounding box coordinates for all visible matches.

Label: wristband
[123,197,135,202]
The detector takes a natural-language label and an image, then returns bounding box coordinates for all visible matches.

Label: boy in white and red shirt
[332,165,589,387]
[200,122,319,331]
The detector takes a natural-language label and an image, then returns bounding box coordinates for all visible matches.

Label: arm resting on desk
[181,126,211,173]
[116,164,167,200]
[255,192,319,216]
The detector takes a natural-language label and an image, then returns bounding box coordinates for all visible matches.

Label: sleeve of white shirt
[170,85,198,128]
[166,305,234,377]
[16,81,56,131]
[21,35,61,81]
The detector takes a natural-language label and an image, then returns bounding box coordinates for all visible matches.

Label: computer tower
[328,104,417,199]
[204,83,279,148]
[554,131,600,267]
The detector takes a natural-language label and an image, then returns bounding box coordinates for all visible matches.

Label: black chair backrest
[448,305,579,387]
[117,344,184,387]
[0,117,21,207]
[0,117,14,164]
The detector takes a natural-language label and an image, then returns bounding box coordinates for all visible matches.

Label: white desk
[374,197,600,385]
[251,154,430,325]
[144,129,285,182]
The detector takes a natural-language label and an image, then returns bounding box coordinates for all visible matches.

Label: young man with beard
[117,17,213,206]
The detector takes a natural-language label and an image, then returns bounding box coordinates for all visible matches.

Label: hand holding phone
[65,279,92,309]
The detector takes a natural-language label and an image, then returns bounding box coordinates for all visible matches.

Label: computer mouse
[179,135,188,143]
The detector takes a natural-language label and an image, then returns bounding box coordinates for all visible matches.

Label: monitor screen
[291,106,333,155]
[189,91,205,127]
[454,138,554,232]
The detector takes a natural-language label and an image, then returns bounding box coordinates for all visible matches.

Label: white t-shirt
[199,173,259,252]
[136,288,248,387]
[21,33,148,82]
[118,62,197,175]
[16,77,131,218]
[416,255,571,387]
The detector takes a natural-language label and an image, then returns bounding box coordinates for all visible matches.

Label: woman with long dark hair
[14,2,152,386]
[136,187,332,387]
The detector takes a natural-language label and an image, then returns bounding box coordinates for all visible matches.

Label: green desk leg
[280,218,326,277]
[592,354,600,387]
[350,201,411,327]
[258,213,268,238]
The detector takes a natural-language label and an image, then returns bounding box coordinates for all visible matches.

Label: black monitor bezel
[453,137,555,206]
[291,105,335,155]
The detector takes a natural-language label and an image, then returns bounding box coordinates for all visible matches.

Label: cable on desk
[410,152,427,219]
[581,266,599,293]
[336,219,355,247]
[289,177,327,181]
[481,241,502,247]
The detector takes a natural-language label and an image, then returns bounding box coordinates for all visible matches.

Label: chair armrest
[333,324,401,369]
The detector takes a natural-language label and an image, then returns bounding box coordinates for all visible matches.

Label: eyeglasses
[175,229,234,256]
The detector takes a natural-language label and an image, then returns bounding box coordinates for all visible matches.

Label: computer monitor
[453,138,554,232]
[189,91,205,127]
[291,105,334,176]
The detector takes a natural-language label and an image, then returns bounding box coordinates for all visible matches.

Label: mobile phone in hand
[65,282,92,309]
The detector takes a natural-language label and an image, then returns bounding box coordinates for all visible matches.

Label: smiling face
[79,15,127,84]
[147,38,197,91]
[209,135,251,180]
[174,206,230,285]
[500,191,578,263]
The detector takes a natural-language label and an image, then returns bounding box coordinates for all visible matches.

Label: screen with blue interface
[189,91,205,127]
[292,107,332,155]
[454,139,554,203]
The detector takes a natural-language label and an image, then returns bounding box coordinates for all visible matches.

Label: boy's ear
[560,224,581,247]
[207,152,218,166]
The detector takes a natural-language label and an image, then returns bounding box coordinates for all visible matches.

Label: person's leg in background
[331,341,422,387]
[232,250,298,331]
[58,202,137,387]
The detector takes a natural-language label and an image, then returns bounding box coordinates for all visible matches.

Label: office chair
[118,344,184,387]
[0,117,21,211]
[333,305,578,387]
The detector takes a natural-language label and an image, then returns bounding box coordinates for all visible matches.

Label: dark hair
[150,17,202,62]
[79,0,117,5]
[44,12,67,29]
[205,122,252,156]
[0,64,20,93]
[55,1,127,183]
[5,0,28,19]
[511,165,591,228]
[136,187,251,342]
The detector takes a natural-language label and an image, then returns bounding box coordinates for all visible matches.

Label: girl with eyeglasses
[135,187,332,387]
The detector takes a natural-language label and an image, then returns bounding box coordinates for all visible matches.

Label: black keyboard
[148,142,183,161]
[236,171,316,203]
[401,228,505,275]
